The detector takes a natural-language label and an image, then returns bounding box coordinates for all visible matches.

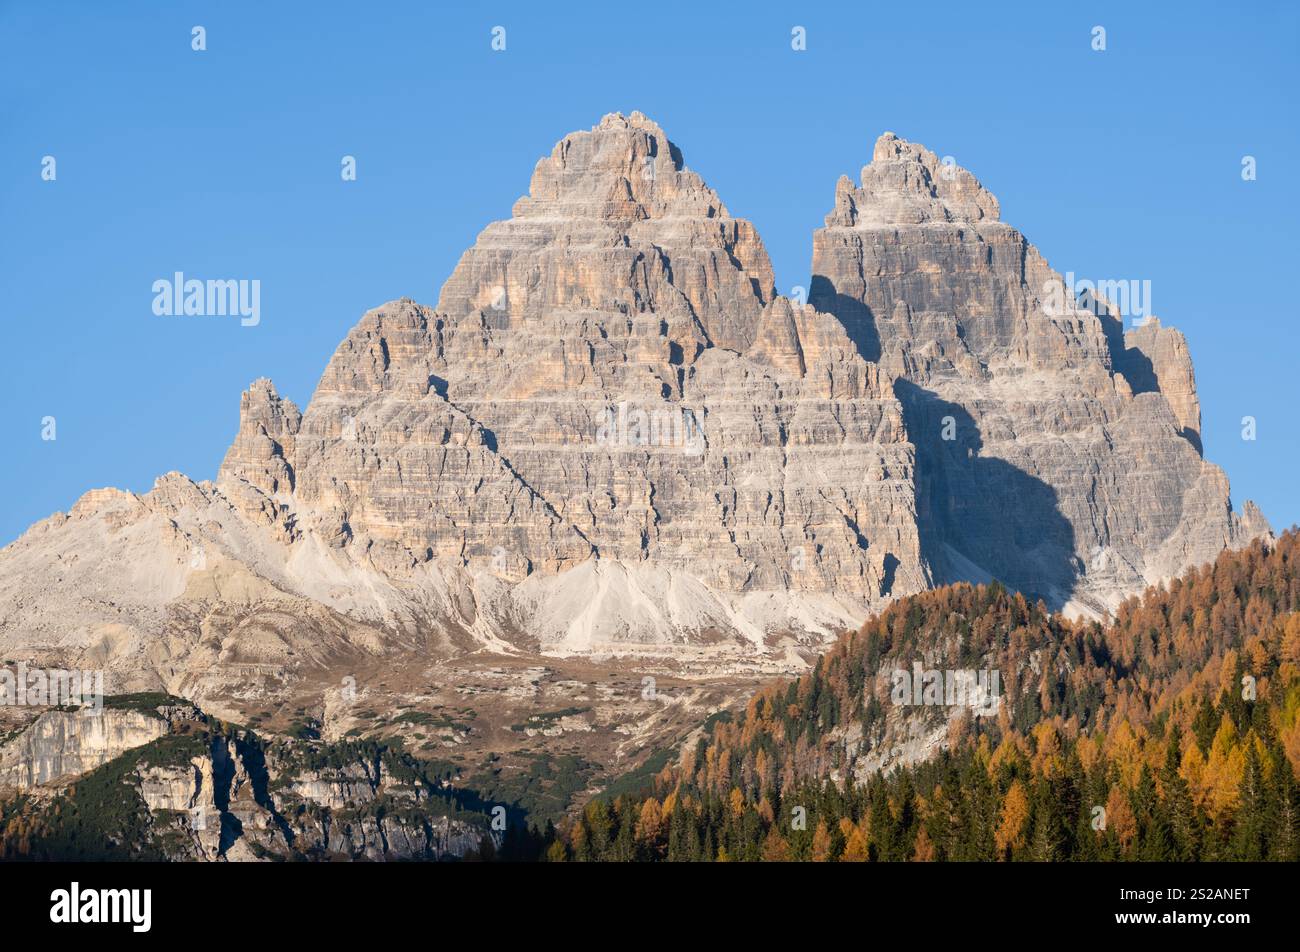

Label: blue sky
[2,1,1297,546]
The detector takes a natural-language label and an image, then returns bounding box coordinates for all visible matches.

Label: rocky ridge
[810,132,1268,615]
[0,113,1268,706]
[0,697,496,861]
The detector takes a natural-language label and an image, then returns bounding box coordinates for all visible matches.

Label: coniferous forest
[546,531,1300,861]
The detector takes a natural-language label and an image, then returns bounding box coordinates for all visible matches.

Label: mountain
[555,530,1300,861]
[810,132,1268,615]
[0,112,1267,717]
[6,531,1295,862]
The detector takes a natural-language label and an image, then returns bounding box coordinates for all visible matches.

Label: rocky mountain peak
[0,114,1270,697]
[434,112,775,352]
[218,378,300,499]
[811,131,1266,614]
[512,111,713,222]
[827,132,1001,228]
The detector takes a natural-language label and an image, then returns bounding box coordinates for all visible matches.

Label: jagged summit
[435,112,774,352]
[826,132,1001,228]
[513,112,705,219]
[218,378,300,499]
[811,131,1267,614]
[0,114,1268,704]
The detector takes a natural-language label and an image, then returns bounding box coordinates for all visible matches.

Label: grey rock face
[217,377,301,499]
[289,112,926,641]
[1118,317,1202,451]
[810,132,1267,614]
[0,114,1268,688]
[0,708,167,790]
[0,702,491,861]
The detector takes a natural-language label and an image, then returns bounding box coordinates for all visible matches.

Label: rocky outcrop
[0,697,494,862]
[0,708,168,790]
[287,112,927,652]
[810,132,1267,615]
[1117,317,1201,450]
[0,113,1268,696]
[217,377,302,499]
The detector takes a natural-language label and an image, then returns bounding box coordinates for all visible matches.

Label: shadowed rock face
[810,132,1268,614]
[1117,317,1203,453]
[281,113,928,637]
[0,114,1268,697]
[0,113,929,686]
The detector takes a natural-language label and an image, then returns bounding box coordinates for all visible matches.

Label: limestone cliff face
[0,114,1268,691]
[217,377,301,499]
[0,709,167,790]
[142,734,491,862]
[1118,318,1201,449]
[434,112,774,353]
[0,700,492,862]
[810,132,1267,614]
[234,111,929,654]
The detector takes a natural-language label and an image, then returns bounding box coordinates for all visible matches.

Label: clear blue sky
[2,1,1297,546]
